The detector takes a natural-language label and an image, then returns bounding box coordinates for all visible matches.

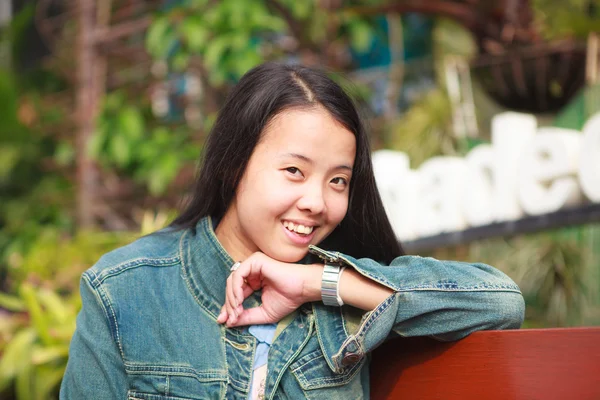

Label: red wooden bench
[370,327,600,399]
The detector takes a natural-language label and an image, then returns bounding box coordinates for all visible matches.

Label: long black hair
[170,62,404,263]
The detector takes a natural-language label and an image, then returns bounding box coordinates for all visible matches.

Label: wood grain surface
[370,327,600,400]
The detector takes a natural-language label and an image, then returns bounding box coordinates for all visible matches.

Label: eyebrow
[282,152,353,172]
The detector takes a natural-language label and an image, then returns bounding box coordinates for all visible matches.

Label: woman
[61,63,524,400]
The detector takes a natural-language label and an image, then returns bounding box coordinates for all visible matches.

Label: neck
[214,210,256,262]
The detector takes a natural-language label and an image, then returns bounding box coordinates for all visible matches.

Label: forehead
[258,107,356,164]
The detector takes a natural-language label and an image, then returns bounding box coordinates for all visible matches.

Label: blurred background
[0,0,599,398]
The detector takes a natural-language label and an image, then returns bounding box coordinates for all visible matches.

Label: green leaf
[146,16,171,58]
[20,284,53,346]
[36,288,71,324]
[0,328,35,391]
[110,134,131,168]
[54,141,75,166]
[148,167,168,196]
[349,20,373,52]
[204,36,230,70]
[15,356,33,400]
[180,17,209,53]
[31,344,69,365]
[0,145,20,182]
[0,291,26,312]
[35,364,66,400]
[118,107,144,140]
[172,52,190,71]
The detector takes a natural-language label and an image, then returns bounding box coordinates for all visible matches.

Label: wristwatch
[321,262,346,307]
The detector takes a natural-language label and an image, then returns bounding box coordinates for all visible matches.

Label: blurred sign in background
[0,1,599,398]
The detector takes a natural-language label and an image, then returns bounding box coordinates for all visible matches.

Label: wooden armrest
[370,327,600,400]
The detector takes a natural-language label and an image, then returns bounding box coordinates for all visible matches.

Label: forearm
[303,264,393,310]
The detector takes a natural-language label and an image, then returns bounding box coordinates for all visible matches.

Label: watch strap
[321,263,345,306]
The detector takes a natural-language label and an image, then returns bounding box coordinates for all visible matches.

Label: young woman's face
[217,107,356,263]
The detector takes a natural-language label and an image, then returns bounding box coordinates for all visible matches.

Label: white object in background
[462,144,496,226]
[491,112,538,221]
[579,113,600,202]
[372,150,418,240]
[417,157,468,236]
[518,128,583,215]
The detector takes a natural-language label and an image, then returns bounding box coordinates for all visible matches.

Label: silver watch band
[321,263,344,306]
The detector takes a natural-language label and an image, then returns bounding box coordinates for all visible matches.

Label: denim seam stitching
[266,317,315,400]
[90,257,181,286]
[125,370,227,382]
[313,307,340,373]
[396,287,522,293]
[290,350,324,371]
[333,295,395,363]
[338,255,522,293]
[91,276,126,361]
[338,255,398,290]
[229,376,249,392]
[292,356,365,389]
[354,293,396,345]
[220,330,230,394]
[179,230,221,320]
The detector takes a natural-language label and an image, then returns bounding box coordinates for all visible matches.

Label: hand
[216,252,322,328]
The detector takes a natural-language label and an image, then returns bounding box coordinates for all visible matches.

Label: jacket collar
[180,216,347,372]
[180,216,262,321]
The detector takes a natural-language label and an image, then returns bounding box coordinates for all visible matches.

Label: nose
[297,182,326,215]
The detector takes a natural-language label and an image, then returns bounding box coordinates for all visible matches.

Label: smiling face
[215,106,356,263]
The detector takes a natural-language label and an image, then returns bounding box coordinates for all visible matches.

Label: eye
[285,167,304,177]
[331,177,348,187]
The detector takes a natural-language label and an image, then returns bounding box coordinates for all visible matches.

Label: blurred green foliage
[90,91,200,195]
[533,0,600,40]
[0,211,169,399]
[145,0,377,83]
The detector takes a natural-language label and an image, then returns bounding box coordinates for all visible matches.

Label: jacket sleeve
[310,247,525,373]
[60,274,127,399]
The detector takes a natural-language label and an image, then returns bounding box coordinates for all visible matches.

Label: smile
[282,221,315,235]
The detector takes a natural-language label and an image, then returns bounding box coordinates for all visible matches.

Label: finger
[234,259,262,301]
[228,306,273,327]
[225,276,236,323]
[228,278,244,326]
[217,306,227,324]
[227,274,238,308]
[227,284,253,323]
[233,273,256,306]
[242,281,254,299]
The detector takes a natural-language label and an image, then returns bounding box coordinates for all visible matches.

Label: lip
[282,222,317,245]
[281,218,320,227]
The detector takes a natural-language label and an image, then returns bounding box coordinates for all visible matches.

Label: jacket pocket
[125,363,227,400]
[290,349,365,391]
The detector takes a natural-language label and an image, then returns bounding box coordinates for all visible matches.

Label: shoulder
[83,227,187,288]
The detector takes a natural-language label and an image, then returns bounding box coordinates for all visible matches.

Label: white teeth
[283,221,314,235]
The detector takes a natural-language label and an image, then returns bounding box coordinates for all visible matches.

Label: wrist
[301,263,324,303]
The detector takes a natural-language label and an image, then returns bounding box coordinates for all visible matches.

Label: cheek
[327,193,349,225]
[240,175,297,218]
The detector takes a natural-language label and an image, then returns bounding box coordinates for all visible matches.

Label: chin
[267,248,309,263]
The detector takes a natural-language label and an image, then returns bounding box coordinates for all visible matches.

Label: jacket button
[342,353,361,366]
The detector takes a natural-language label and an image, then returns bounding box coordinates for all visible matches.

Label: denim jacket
[60,217,524,400]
